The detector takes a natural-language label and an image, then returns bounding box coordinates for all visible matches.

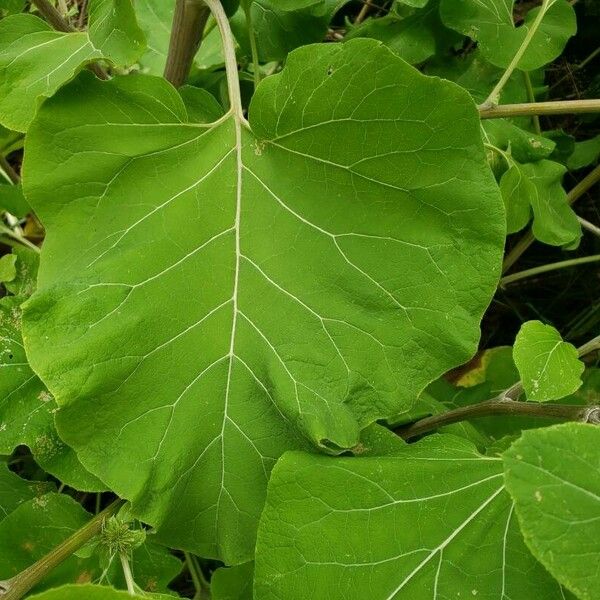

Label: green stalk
[0,223,40,254]
[120,552,136,596]
[482,0,552,108]
[479,98,600,119]
[500,254,600,287]
[397,401,600,440]
[396,336,600,441]
[0,500,124,600]
[0,155,19,184]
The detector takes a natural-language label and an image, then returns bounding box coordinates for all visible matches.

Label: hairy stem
[29,0,108,80]
[0,500,123,600]
[503,162,600,272]
[500,254,600,287]
[577,216,600,238]
[397,336,600,441]
[0,155,19,185]
[164,0,210,87]
[479,98,600,119]
[483,0,551,107]
[203,0,244,121]
[397,402,600,440]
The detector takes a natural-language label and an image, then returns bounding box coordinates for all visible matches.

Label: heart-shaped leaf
[513,321,584,401]
[22,39,504,563]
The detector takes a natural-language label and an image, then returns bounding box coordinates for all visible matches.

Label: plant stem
[29,0,108,80]
[185,552,210,600]
[30,0,71,32]
[0,499,124,600]
[396,401,600,440]
[0,224,40,254]
[483,0,551,107]
[0,155,19,184]
[500,254,600,287]
[355,0,373,24]
[502,162,600,272]
[479,98,600,119]
[163,0,210,87]
[243,3,261,90]
[522,71,541,135]
[203,0,244,121]
[577,334,600,358]
[120,552,136,596]
[396,336,600,441]
[578,216,600,238]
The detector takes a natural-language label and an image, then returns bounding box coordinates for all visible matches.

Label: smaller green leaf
[0,462,52,522]
[212,562,254,600]
[440,0,577,71]
[0,184,30,217]
[134,0,224,75]
[346,1,460,65]
[513,321,584,401]
[0,0,24,16]
[230,0,340,62]
[543,129,575,164]
[3,246,38,297]
[504,423,600,600]
[277,0,322,8]
[0,254,17,283]
[483,119,555,163]
[499,164,534,234]
[88,0,147,67]
[396,0,430,7]
[520,160,581,247]
[567,134,600,171]
[0,494,96,591]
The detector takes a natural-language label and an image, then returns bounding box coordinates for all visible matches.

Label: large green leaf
[513,321,584,401]
[439,0,576,71]
[254,435,568,599]
[22,39,503,563]
[0,4,145,132]
[504,423,600,600]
